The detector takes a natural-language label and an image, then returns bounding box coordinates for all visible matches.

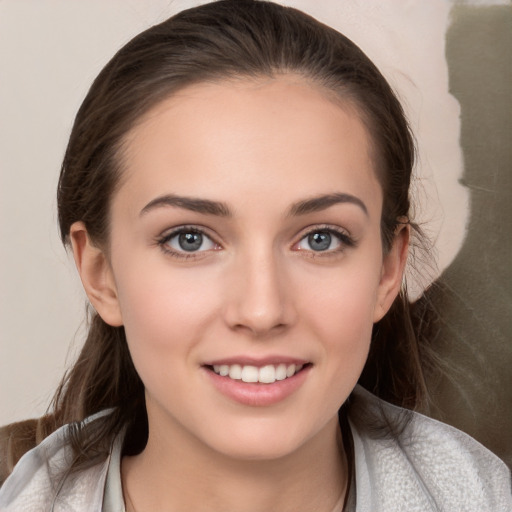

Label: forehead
[116,76,382,219]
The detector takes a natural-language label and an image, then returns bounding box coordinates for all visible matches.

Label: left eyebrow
[140,194,232,217]
[288,193,368,217]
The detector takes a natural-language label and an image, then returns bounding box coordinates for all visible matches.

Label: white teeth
[212,363,304,384]
[228,364,242,380]
[259,365,276,383]
[241,365,259,383]
[275,364,287,381]
[286,364,296,378]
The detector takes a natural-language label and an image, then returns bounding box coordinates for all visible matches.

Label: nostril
[230,321,288,338]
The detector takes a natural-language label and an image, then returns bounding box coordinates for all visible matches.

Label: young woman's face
[89,77,403,461]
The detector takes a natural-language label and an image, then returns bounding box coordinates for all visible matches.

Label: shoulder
[0,413,112,512]
[349,385,512,512]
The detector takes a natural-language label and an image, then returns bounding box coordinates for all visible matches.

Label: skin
[71,76,408,512]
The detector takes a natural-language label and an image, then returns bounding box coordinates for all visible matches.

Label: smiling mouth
[207,363,309,384]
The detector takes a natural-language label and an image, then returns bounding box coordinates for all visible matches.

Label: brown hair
[1,0,434,482]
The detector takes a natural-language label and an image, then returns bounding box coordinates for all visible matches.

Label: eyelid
[292,224,356,252]
[156,225,222,258]
[155,223,356,259]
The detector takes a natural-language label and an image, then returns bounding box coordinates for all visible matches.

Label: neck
[122,416,348,512]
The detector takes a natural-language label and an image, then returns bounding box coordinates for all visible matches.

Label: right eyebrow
[288,192,368,217]
[139,194,232,217]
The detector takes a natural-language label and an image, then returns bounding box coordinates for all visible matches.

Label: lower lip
[203,366,311,407]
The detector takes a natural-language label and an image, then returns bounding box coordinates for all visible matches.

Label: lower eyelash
[304,227,356,250]
[156,227,210,258]
[155,225,355,259]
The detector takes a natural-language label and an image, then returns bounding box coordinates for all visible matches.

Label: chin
[200,415,333,463]
[212,436,307,462]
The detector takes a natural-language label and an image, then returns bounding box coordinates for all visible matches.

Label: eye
[159,228,218,255]
[297,231,339,252]
[295,227,355,253]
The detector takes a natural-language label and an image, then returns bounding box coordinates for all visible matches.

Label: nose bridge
[225,241,293,335]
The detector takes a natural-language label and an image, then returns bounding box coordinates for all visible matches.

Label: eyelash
[294,225,356,257]
[156,224,356,260]
[156,226,219,260]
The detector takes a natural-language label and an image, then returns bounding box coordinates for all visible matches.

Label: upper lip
[203,356,310,367]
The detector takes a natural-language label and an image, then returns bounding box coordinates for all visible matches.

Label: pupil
[178,232,202,251]
[308,232,331,251]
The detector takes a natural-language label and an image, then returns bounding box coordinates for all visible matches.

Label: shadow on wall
[421,5,512,467]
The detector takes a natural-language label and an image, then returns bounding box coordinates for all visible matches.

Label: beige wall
[0,0,510,463]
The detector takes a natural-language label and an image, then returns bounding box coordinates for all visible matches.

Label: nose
[223,247,296,337]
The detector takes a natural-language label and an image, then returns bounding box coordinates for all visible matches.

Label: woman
[0,1,510,510]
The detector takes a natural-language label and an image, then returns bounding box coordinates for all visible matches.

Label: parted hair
[0,0,435,484]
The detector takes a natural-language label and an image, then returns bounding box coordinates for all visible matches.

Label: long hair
[1,0,435,481]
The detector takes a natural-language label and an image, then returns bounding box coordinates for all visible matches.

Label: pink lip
[203,355,309,366]
[202,364,311,407]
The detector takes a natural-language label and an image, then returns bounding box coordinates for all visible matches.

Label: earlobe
[373,223,410,323]
[70,222,123,327]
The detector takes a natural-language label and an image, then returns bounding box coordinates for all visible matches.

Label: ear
[70,222,123,327]
[373,222,410,323]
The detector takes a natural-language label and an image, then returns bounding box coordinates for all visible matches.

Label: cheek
[316,286,375,359]
[113,265,227,415]
[303,260,381,321]
[297,257,381,363]
[112,256,223,365]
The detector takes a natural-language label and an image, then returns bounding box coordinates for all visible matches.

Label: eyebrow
[288,193,368,216]
[140,192,368,218]
[140,194,232,217]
